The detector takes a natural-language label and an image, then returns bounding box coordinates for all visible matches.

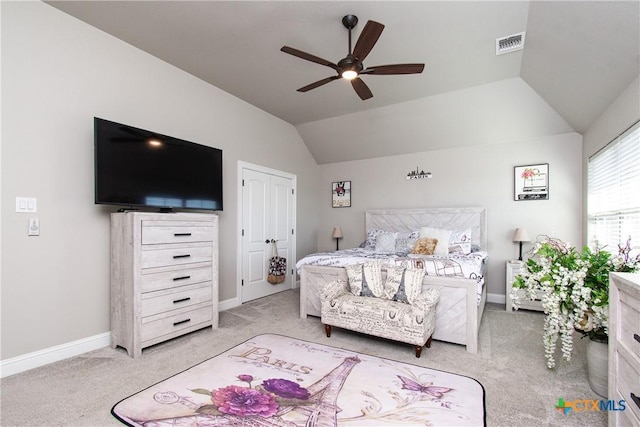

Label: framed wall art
[514,163,549,201]
[332,181,351,208]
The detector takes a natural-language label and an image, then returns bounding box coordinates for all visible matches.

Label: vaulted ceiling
[47,1,640,163]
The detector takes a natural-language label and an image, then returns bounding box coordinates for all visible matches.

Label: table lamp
[332,227,343,251]
[513,228,530,261]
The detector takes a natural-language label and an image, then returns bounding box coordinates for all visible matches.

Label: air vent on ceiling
[496,31,526,55]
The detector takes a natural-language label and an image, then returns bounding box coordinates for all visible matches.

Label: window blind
[587,121,640,253]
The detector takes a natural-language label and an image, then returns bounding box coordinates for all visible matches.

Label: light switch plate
[16,197,37,213]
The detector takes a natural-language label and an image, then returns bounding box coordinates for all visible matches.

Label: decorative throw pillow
[383,265,403,300]
[449,228,472,255]
[412,237,438,255]
[384,266,425,304]
[419,227,452,256]
[364,229,387,250]
[402,268,426,304]
[395,231,420,254]
[375,232,398,252]
[345,261,384,297]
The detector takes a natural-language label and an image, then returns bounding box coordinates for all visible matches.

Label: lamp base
[335,238,339,251]
[518,242,523,261]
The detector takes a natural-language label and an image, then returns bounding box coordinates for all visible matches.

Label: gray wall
[317,132,583,300]
[1,2,320,360]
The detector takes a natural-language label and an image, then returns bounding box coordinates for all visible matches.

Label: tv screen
[94,117,223,211]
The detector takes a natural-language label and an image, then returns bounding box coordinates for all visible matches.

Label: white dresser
[608,272,640,426]
[506,261,543,312]
[110,212,219,358]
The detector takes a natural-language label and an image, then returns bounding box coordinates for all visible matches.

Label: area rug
[112,333,485,426]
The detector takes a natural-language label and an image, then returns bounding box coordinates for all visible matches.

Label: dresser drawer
[619,297,640,360]
[141,304,213,343]
[615,350,640,421]
[141,283,212,317]
[610,388,640,426]
[142,222,214,245]
[140,265,212,293]
[141,245,212,269]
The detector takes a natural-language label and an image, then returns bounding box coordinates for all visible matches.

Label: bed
[297,207,488,354]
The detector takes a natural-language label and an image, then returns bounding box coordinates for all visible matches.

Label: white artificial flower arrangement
[510,236,639,369]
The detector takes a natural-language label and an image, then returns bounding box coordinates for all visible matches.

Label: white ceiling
[47,1,639,162]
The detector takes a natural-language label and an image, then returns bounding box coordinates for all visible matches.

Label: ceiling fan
[281,14,425,100]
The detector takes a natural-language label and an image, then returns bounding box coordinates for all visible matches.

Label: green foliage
[513,236,639,342]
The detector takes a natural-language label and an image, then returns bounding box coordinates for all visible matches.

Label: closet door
[241,168,294,302]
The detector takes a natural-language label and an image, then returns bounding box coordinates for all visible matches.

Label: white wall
[1,2,320,360]
[583,76,640,158]
[318,132,583,299]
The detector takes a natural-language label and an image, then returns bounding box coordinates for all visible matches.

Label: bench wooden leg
[426,334,433,348]
[325,324,332,337]
[415,345,423,358]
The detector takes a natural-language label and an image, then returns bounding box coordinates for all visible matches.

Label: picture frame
[332,181,351,208]
[514,163,549,201]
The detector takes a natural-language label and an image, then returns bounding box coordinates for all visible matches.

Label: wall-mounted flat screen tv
[94,117,223,211]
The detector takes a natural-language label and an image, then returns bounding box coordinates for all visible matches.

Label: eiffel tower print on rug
[111,334,486,426]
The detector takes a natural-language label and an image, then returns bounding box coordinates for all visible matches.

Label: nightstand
[506,261,543,312]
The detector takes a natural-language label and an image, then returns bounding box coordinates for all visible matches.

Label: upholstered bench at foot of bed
[320,280,440,358]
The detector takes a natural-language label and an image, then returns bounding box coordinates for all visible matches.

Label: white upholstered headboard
[365,207,487,251]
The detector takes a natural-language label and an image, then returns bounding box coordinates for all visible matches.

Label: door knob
[265,239,276,243]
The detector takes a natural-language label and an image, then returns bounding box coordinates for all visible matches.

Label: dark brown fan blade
[297,76,341,92]
[281,46,339,71]
[351,77,373,100]
[361,63,425,75]
[352,20,384,62]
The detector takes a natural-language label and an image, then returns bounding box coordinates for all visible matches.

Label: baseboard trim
[2,291,299,378]
[218,296,239,312]
[0,332,111,379]
[1,297,241,378]
[487,292,506,305]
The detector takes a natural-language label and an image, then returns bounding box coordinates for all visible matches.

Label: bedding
[295,247,487,303]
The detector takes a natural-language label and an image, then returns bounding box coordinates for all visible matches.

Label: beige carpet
[0,289,607,426]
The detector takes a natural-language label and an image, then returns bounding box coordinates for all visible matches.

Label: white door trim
[237,161,297,304]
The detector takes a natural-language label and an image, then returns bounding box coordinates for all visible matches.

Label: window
[587,121,640,252]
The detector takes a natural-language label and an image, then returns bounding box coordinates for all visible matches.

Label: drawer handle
[174,233,192,237]
[173,254,191,259]
[634,333,640,344]
[631,393,640,410]
[173,319,191,327]
[173,297,191,304]
[173,275,191,281]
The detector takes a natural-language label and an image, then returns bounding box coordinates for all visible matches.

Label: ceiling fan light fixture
[341,69,358,80]
[281,14,424,100]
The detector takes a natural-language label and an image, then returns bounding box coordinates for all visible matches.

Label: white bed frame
[299,207,487,353]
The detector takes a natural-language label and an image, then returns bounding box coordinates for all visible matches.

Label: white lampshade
[332,227,343,239]
[513,228,530,242]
